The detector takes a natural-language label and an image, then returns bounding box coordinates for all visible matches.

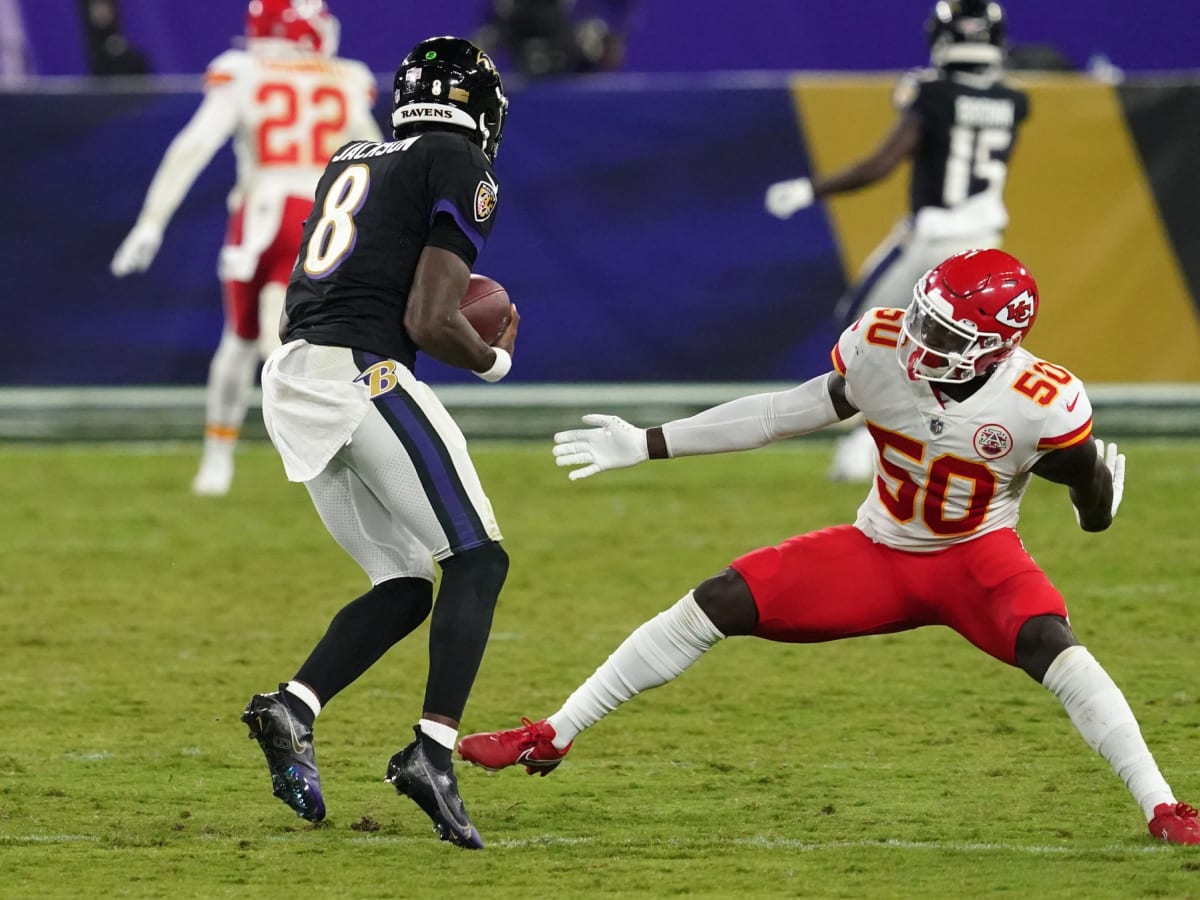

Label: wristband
[475,347,512,383]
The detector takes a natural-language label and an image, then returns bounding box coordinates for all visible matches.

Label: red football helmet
[245,0,339,54]
[898,248,1038,383]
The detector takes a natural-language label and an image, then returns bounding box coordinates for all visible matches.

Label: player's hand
[1072,438,1126,527]
[111,223,164,277]
[1097,438,1126,517]
[553,414,649,481]
[764,177,814,219]
[494,302,519,355]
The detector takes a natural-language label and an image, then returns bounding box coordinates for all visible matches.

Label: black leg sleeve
[422,542,509,723]
[294,576,433,705]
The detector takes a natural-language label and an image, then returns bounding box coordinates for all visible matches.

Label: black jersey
[284,131,500,370]
[897,68,1029,213]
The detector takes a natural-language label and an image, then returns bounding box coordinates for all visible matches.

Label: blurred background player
[765,0,1028,482]
[472,0,637,77]
[110,0,381,496]
[78,0,149,76]
[242,36,516,849]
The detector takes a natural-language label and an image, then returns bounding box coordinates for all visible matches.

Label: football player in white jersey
[111,0,381,496]
[458,249,1200,846]
[765,0,1029,482]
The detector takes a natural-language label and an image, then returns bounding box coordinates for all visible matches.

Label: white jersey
[203,43,380,206]
[130,40,381,273]
[833,307,1094,551]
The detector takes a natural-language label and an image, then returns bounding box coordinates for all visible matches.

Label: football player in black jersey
[240,36,517,849]
[765,0,1029,481]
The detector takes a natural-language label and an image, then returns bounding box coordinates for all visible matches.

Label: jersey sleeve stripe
[1037,417,1093,450]
[831,344,847,376]
[204,71,234,87]
[430,199,484,254]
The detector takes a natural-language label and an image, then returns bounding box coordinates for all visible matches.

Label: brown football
[460,274,513,346]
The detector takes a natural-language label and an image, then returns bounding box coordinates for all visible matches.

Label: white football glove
[764,177,815,219]
[1098,438,1126,517]
[552,414,649,481]
[1073,438,1126,525]
[111,222,164,277]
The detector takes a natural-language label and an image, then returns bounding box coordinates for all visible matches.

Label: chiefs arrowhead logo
[974,423,1014,459]
[996,290,1036,329]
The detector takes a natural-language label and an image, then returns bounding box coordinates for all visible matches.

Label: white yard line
[2,832,1172,854]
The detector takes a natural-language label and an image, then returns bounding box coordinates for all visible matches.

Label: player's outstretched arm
[1031,438,1126,532]
[553,373,857,481]
[553,415,650,481]
[814,113,921,198]
[764,113,918,219]
[111,89,238,277]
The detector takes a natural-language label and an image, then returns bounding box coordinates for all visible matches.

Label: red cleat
[1149,802,1200,845]
[458,717,571,776]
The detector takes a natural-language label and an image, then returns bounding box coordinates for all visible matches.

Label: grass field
[2,438,1199,898]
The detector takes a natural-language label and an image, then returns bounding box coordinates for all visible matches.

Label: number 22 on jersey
[304,164,370,278]
[257,82,347,166]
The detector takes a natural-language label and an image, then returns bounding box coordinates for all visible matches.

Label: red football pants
[221,195,312,339]
[730,525,1068,666]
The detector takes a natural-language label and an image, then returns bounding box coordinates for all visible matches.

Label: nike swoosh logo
[515,747,558,768]
[263,706,308,755]
[1066,393,1080,413]
[286,716,308,755]
[419,757,472,830]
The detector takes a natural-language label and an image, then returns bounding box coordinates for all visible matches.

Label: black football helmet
[926,0,1007,68]
[391,36,509,161]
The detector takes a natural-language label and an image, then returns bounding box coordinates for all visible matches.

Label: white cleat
[191,455,234,496]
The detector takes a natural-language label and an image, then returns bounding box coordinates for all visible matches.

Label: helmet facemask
[898,280,1015,383]
[313,11,339,56]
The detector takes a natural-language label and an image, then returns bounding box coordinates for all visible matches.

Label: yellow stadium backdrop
[792,75,1200,382]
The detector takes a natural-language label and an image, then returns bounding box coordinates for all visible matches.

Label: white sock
[418,718,458,751]
[546,591,724,749]
[201,434,236,460]
[205,331,260,436]
[1043,645,1175,820]
[284,680,321,719]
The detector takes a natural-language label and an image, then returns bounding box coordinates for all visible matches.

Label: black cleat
[241,690,326,823]
[385,727,484,849]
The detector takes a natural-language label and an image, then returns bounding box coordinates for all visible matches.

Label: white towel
[913,191,1008,241]
[261,341,371,482]
[218,186,286,282]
